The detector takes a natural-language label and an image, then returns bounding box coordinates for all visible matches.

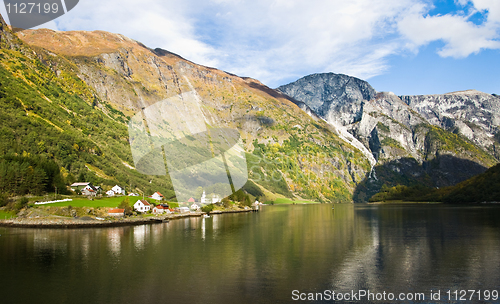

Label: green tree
[195,186,204,201]
[201,204,214,213]
[118,197,133,215]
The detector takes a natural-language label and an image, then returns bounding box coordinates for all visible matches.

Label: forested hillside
[0,14,175,203]
[370,163,500,203]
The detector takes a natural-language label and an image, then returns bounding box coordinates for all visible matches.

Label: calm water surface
[1,204,500,304]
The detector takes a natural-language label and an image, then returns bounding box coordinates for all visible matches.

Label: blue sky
[1,0,499,95]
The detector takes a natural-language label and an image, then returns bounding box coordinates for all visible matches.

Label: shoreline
[367,201,443,205]
[0,209,257,229]
[367,200,500,205]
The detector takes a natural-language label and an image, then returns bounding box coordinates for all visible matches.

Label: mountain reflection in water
[1,204,499,304]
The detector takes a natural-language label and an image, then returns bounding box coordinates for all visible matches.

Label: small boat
[203,214,210,218]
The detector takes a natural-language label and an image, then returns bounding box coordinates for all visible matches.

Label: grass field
[0,210,16,219]
[270,198,319,205]
[34,196,133,208]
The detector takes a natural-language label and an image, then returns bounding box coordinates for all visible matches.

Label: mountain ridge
[3,12,497,203]
[1,14,372,203]
[278,72,499,200]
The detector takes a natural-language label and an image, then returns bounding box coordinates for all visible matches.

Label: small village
[68,182,262,220]
[0,179,266,228]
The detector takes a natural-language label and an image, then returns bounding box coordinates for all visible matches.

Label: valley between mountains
[1,12,499,204]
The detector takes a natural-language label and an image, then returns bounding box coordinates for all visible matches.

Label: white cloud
[2,0,499,87]
[398,13,500,57]
[398,1,500,58]
[53,0,219,67]
[182,0,419,85]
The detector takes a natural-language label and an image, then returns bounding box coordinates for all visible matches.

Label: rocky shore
[0,209,257,229]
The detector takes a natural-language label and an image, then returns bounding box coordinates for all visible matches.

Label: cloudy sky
[2,0,500,95]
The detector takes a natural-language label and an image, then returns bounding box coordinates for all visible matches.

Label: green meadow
[0,210,16,219]
[33,196,137,208]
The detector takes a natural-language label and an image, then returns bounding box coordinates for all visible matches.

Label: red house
[108,208,125,217]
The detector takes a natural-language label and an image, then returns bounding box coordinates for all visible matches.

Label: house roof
[187,197,195,203]
[108,208,125,213]
[71,182,90,187]
[149,191,164,198]
[137,199,150,206]
[155,205,167,209]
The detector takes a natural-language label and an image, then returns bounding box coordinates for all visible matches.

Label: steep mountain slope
[400,90,500,159]
[0,14,175,198]
[278,73,499,201]
[5,15,372,202]
[370,163,500,203]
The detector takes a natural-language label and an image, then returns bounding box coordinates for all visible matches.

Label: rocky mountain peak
[400,91,500,152]
[278,72,499,200]
[446,89,489,96]
[277,72,377,126]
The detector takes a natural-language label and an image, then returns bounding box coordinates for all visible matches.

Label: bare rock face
[278,73,499,200]
[400,90,500,158]
[278,73,377,126]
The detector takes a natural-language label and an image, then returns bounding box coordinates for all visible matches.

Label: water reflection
[107,229,121,257]
[0,204,499,304]
[330,205,500,298]
[133,225,150,250]
[202,218,206,240]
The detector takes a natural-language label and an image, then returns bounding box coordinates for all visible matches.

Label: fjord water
[1,204,500,304]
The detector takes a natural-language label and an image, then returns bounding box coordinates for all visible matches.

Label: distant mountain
[278,73,499,201]
[370,163,500,203]
[277,73,377,125]
[5,10,498,203]
[1,13,373,203]
[400,90,500,158]
[440,162,500,203]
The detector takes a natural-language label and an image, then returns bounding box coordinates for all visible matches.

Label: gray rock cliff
[278,73,499,200]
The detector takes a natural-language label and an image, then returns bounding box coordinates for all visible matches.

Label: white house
[152,205,171,215]
[112,185,125,195]
[148,191,164,201]
[190,203,201,211]
[128,193,139,197]
[211,194,221,204]
[178,206,190,213]
[134,199,151,213]
[94,186,102,194]
[81,187,96,197]
[106,190,115,197]
[82,185,93,191]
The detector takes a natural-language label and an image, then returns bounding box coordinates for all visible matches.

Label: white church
[200,191,221,205]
